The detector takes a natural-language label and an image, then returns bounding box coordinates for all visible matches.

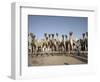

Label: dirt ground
[28,54,87,66]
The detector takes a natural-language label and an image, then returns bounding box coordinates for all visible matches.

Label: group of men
[28,32,88,55]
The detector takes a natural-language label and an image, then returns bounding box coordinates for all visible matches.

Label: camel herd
[28,32,88,56]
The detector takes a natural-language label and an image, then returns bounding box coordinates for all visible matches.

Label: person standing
[65,35,69,52]
[85,32,88,51]
[80,33,85,51]
[69,32,74,51]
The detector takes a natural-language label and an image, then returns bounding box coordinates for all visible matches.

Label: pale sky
[28,15,88,40]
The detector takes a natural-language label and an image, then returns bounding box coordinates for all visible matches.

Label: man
[69,32,74,51]
[31,35,36,53]
[28,33,34,53]
[51,34,56,51]
[85,32,88,50]
[59,35,65,52]
[28,33,32,53]
[65,35,69,52]
[80,33,85,51]
[42,33,48,52]
[48,34,52,51]
[55,33,60,51]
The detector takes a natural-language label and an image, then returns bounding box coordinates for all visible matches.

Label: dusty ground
[28,54,87,66]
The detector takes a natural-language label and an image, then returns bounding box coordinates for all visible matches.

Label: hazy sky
[28,15,88,40]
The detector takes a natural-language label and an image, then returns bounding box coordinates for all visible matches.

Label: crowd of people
[28,32,88,56]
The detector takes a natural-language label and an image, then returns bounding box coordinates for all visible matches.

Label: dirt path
[28,55,87,66]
